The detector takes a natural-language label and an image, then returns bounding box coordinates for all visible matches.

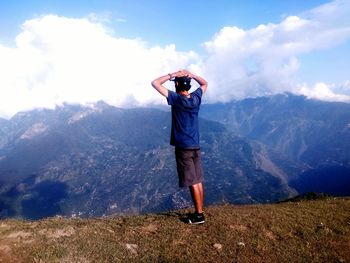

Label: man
[151,69,208,224]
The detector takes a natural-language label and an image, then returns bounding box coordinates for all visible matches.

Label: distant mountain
[1,94,349,219]
[0,102,296,219]
[289,165,350,196]
[0,118,10,148]
[201,93,350,164]
[0,118,8,127]
[201,93,350,196]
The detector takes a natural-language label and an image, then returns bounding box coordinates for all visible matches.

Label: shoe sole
[188,220,205,225]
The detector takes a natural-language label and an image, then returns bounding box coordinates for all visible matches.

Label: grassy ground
[0,197,349,262]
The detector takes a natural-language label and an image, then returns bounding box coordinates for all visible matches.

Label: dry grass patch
[0,197,348,262]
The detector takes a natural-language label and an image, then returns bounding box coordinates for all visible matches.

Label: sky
[0,0,350,118]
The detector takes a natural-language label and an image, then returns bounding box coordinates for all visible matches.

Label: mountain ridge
[201,93,350,164]
[0,93,349,219]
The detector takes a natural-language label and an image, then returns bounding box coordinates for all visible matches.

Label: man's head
[174,76,191,92]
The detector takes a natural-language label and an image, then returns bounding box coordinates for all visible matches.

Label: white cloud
[343,80,350,91]
[0,0,350,118]
[201,0,350,103]
[297,82,350,102]
[0,15,199,118]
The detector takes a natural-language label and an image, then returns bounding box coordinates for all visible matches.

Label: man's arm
[151,70,208,97]
[183,70,208,93]
[151,70,183,98]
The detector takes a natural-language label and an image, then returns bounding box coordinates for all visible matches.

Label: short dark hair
[174,76,191,92]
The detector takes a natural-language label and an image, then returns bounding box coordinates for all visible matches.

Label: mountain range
[0,93,349,219]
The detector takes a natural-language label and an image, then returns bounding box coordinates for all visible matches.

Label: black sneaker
[187,213,205,225]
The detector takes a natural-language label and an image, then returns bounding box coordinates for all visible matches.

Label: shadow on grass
[160,211,203,224]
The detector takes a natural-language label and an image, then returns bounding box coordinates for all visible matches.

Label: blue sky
[0,0,331,49]
[0,0,349,117]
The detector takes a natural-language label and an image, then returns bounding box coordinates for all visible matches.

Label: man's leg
[189,182,204,214]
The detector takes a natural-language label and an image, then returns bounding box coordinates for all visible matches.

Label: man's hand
[151,69,208,97]
[170,70,187,78]
[179,69,193,78]
[180,69,208,93]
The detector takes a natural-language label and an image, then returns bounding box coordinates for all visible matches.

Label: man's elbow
[151,80,158,89]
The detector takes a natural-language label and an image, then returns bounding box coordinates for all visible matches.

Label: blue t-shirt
[167,88,203,149]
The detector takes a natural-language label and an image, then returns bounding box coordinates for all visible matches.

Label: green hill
[0,197,349,262]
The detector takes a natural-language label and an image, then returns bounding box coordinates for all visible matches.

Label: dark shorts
[175,148,204,187]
